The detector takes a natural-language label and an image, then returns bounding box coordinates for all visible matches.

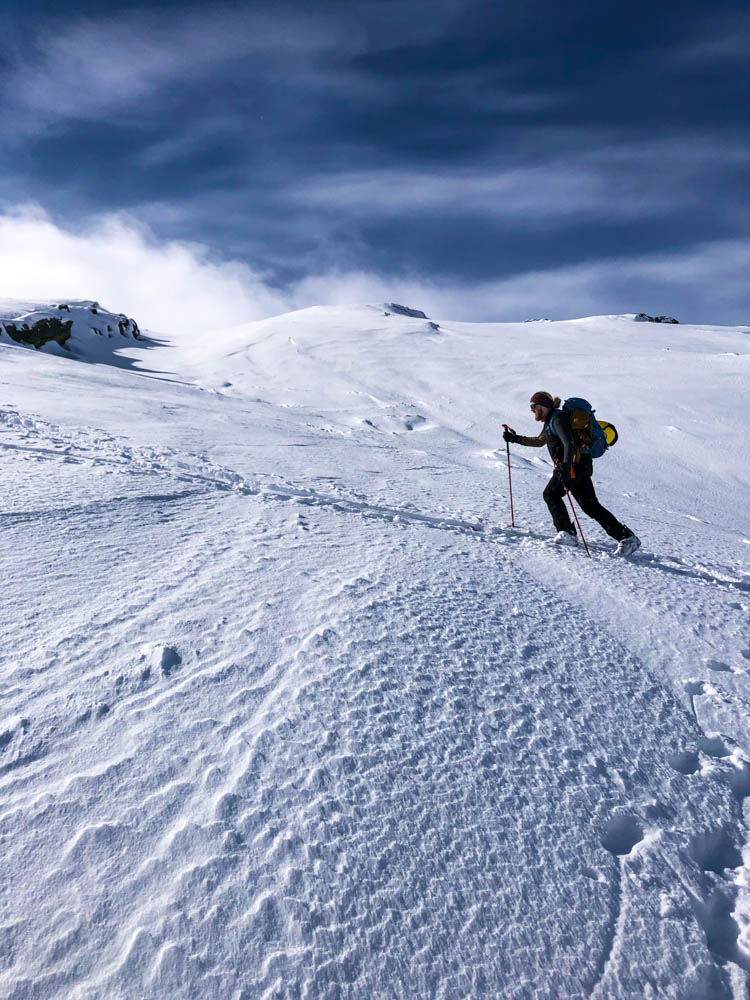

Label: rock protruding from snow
[635,312,679,324]
[1,315,73,350]
[0,300,142,361]
[139,643,183,678]
[384,303,429,319]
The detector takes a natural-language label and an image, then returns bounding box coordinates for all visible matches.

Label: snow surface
[1,301,749,999]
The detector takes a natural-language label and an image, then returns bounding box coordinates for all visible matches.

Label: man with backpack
[503,391,640,554]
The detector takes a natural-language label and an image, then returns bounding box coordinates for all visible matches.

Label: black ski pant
[543,470,627,540]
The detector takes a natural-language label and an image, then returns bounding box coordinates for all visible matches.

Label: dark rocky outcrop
[118,314,141,338]
[1,317,73,350]
[635,313,679,324]
[384,303,429,319]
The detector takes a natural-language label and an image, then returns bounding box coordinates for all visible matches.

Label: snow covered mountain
[1,301,749,998]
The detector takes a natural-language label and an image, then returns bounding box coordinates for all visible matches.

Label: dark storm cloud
[1,0,749,322]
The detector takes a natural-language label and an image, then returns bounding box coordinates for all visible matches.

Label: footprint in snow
[668,750,700,775]
[139,643,182,678]
[688,827,743,874]
[705,658,732,672]
[403,414,426,431]
[0,716,30,750]
[601,814,644,856]
[683,680,705,697]
[581,866,607,882]
[697,735,731,758]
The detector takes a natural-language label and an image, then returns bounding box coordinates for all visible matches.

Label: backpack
[550,397,618,461]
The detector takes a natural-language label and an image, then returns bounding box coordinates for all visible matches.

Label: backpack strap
[547,410,575,465]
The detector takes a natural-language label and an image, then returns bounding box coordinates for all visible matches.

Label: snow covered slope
[1,303,749,999]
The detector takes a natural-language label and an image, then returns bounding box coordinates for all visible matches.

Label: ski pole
[501,424,515,527]
[565,489,591,558]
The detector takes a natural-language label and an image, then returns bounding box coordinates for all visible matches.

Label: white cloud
[294,239,750,324]
[0,205,747,333]
[0,206,288,334]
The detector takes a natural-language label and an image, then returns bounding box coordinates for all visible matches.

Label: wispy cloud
[4,8,348,127]
[3,1,476,128]
[667,9,750,65]
[290,162,672,222]
[288,137,750,225]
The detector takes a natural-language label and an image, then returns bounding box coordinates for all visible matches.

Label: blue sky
[2,0,749,326]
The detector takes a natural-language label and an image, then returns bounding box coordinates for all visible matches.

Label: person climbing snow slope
[503,391,641,554]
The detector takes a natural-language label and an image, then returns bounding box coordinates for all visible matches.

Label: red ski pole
[501,424,515,527]
[565,489,590,558]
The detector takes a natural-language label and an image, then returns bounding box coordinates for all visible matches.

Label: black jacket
[514,408,593,477]
[545,409,572,466]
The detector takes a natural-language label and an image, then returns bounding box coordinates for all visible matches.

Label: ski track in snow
[2,393,750,999]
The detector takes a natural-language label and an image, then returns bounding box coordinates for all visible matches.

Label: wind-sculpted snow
[1,306,749,998]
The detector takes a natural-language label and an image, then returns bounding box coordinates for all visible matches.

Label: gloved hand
[503,427,519,443]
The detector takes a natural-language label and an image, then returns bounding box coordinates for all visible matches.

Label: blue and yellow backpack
[549,397,618,461]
